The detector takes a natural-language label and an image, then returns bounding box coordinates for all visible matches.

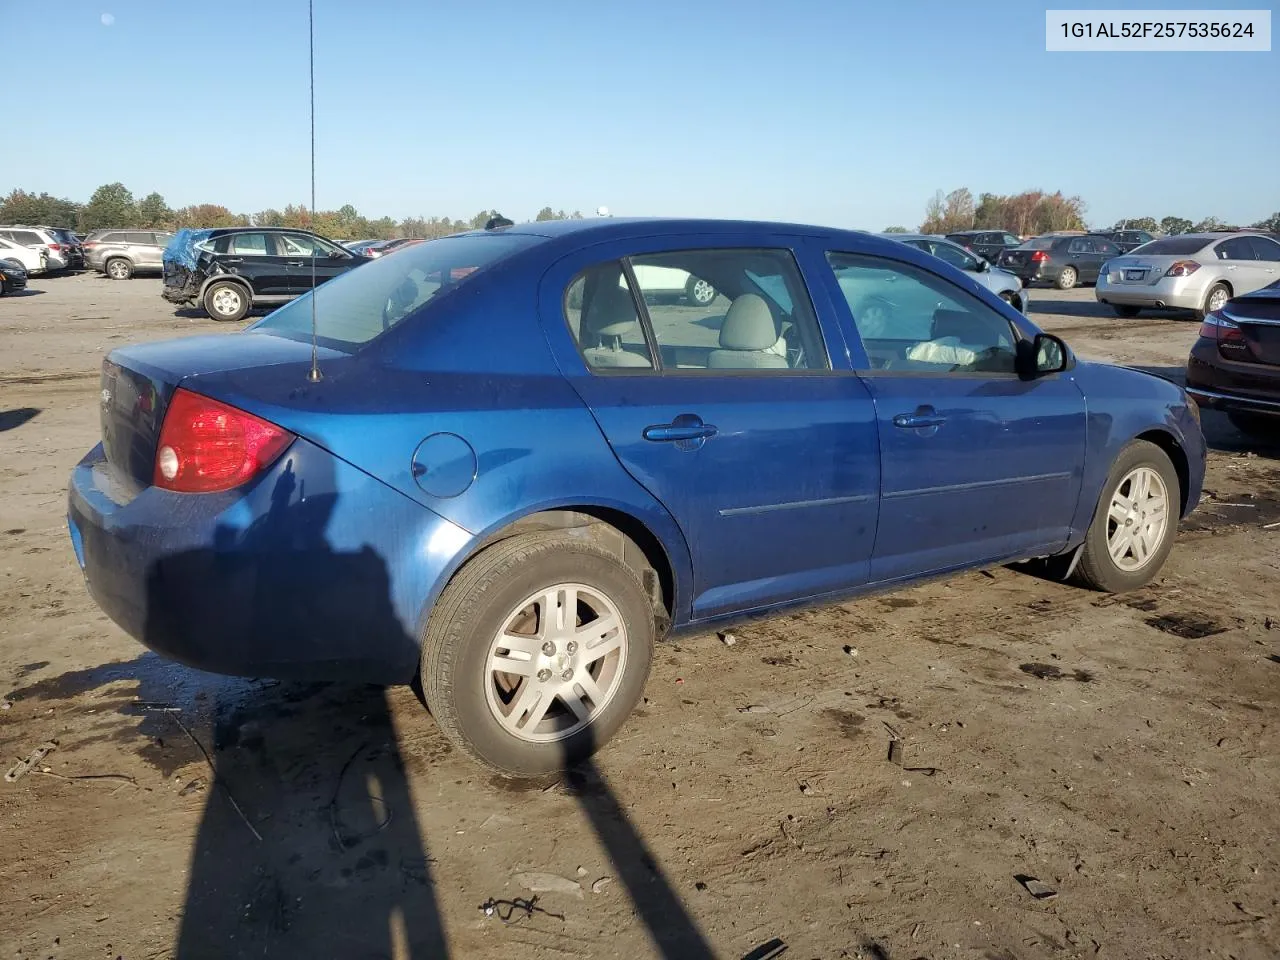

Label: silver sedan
[881,233,1029,313]
[1095,232,1280,318]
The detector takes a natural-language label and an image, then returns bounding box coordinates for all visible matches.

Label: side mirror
[1018,333,1070,378]
[975,259,989,272]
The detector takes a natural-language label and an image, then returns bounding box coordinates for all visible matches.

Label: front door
[278,233,356,294]
[823,250,1086,583]
[217,231,292,296]
[541,240,880,620]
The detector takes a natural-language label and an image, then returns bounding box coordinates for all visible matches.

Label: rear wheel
[1199,282,1230,319]
[421,533,655,777]
[685,276,717,306]
[1056,266,1078,290]
[203,281,250,322]
[1072,440,1180,593]
[105,258,132,280]
[1228,411,1278,441]
[1112,304,1141,318]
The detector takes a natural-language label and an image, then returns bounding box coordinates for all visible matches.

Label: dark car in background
[0,257,28,295]
[998,234,1122,289]
[162,227,371,321]
[945,230,1023,263]
[84,229,175,279]
[1185,280,1280,441]
[1108,230,1157,253]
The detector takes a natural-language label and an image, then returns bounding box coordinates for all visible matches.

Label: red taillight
[1030,250,1050,263]
[1165,260,1200,278]
[154,388,294,493]
[83,241,98,249]
[48,243,62,252]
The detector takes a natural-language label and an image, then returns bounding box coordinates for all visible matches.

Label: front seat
[706,294,787,369]
[580,283,651,368]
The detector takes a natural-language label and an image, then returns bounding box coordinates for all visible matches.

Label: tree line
[0,184,585,240]
[884,186,1279,238]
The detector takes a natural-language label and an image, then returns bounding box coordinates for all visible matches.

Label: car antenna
[485,214,514,230]
[306,0,322,383]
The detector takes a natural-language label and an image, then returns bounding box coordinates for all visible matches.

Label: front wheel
[421,533,655,777]
[1056,266,1078,290]
[203,281,250,322]
[1072,440,1180,593]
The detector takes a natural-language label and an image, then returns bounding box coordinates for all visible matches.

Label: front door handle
[286,260,306,267]
[893,410,946,430]
[643,414,718,449]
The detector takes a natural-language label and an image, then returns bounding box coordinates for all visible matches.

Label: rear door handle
[643,414,718,444]
[893,411,946,429]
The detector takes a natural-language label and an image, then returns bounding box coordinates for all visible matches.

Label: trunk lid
[1224,293,1280,366]
[1101,255,1176,286]
[99,333,346,492]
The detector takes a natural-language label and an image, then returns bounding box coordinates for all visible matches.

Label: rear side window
[101,232,127,243]
[11,231,43,245]
[1095,239,1121,256]
[229,233,271,255]
[1018,238,1056,250]
[1215,237,1256,260]
[250,233,540,347]
[566,264,655,371]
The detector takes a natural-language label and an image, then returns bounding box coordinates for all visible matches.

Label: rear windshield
[251,233,540,348]
[1017,238,1056,250]
[1128,236,1210,256]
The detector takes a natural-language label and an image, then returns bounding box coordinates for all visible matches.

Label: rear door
[1245,236,1280,293]
[820,249,1086,582]
[218,231,291,296]
[539,236,881,620]
[1092,238,1122,280]
[1214,237,1270,294]
[124,232,157,267]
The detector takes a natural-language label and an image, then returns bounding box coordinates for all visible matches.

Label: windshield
[1128,236,1210,256]
[250,233,541,348]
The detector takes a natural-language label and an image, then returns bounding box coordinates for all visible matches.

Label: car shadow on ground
[12,461,722,957]
[1,288,47,297]
[0,407,40,431]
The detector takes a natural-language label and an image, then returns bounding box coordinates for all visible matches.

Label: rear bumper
[1096,274,1205,311]
[67,438,474,684]
[1186,340,1280,414]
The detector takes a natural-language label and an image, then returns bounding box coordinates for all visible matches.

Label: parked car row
[83,229,175,279]
[0,225,82,271]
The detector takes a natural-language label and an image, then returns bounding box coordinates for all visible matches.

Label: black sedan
[998,234,1122,290]
[1185,280,1280,441]
[1108,230,1157,253]
[945,230,1023,263]
[0,258,28,295]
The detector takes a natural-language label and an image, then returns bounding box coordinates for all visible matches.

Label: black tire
[1198,282,1230,320]
[105,257,133,280]
[421,532,655,777]
[202,280,250,322]
[1055,266,1078,290]
[1112,304,1141,318]
[685,275,717,306]
[1072,439,1180,593]
[1228,411,1278,440]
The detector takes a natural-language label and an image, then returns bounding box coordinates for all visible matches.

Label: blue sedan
[68,218,1205,776]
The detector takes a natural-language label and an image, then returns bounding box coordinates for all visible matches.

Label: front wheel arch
[1135,428,1190,518]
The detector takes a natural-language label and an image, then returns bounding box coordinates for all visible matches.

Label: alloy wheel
[1105,466,1170,572]
[484,582,627,743]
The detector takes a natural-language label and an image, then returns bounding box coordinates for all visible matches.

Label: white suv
[0,226,69,271]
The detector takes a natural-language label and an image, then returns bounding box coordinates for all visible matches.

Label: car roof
[457,216,888,245]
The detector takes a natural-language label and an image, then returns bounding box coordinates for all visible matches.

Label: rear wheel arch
[199,274,252,302]
[440,507,677,635]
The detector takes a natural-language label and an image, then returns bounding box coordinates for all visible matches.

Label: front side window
[928,241,979,271]
[1095,239,1120,256]
[229,233,271,256]
[827,252,1019,375]
[278,233,346,258]
[1248,236,1280,261]
[1001,233,1021,246]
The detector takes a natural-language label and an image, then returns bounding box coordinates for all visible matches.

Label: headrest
[719,294,778,351]
[586,283,639,338]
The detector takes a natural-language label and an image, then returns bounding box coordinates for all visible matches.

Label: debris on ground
[5,740,58,783]
[178,777,206,797]
[590,876,613,894]
[1015,874,1058,900]
[799,781,816,796]
[512,871,583,899]
[720,631,737,646]
[480,895,564,923]
[843,645,858,657]
[741,937,788,960]
[738,704,772,714]
[888,740,905,766]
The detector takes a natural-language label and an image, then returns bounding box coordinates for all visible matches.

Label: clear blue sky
[4,0,1276,230]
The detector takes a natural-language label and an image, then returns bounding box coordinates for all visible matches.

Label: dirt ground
[1,274,1277,960]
